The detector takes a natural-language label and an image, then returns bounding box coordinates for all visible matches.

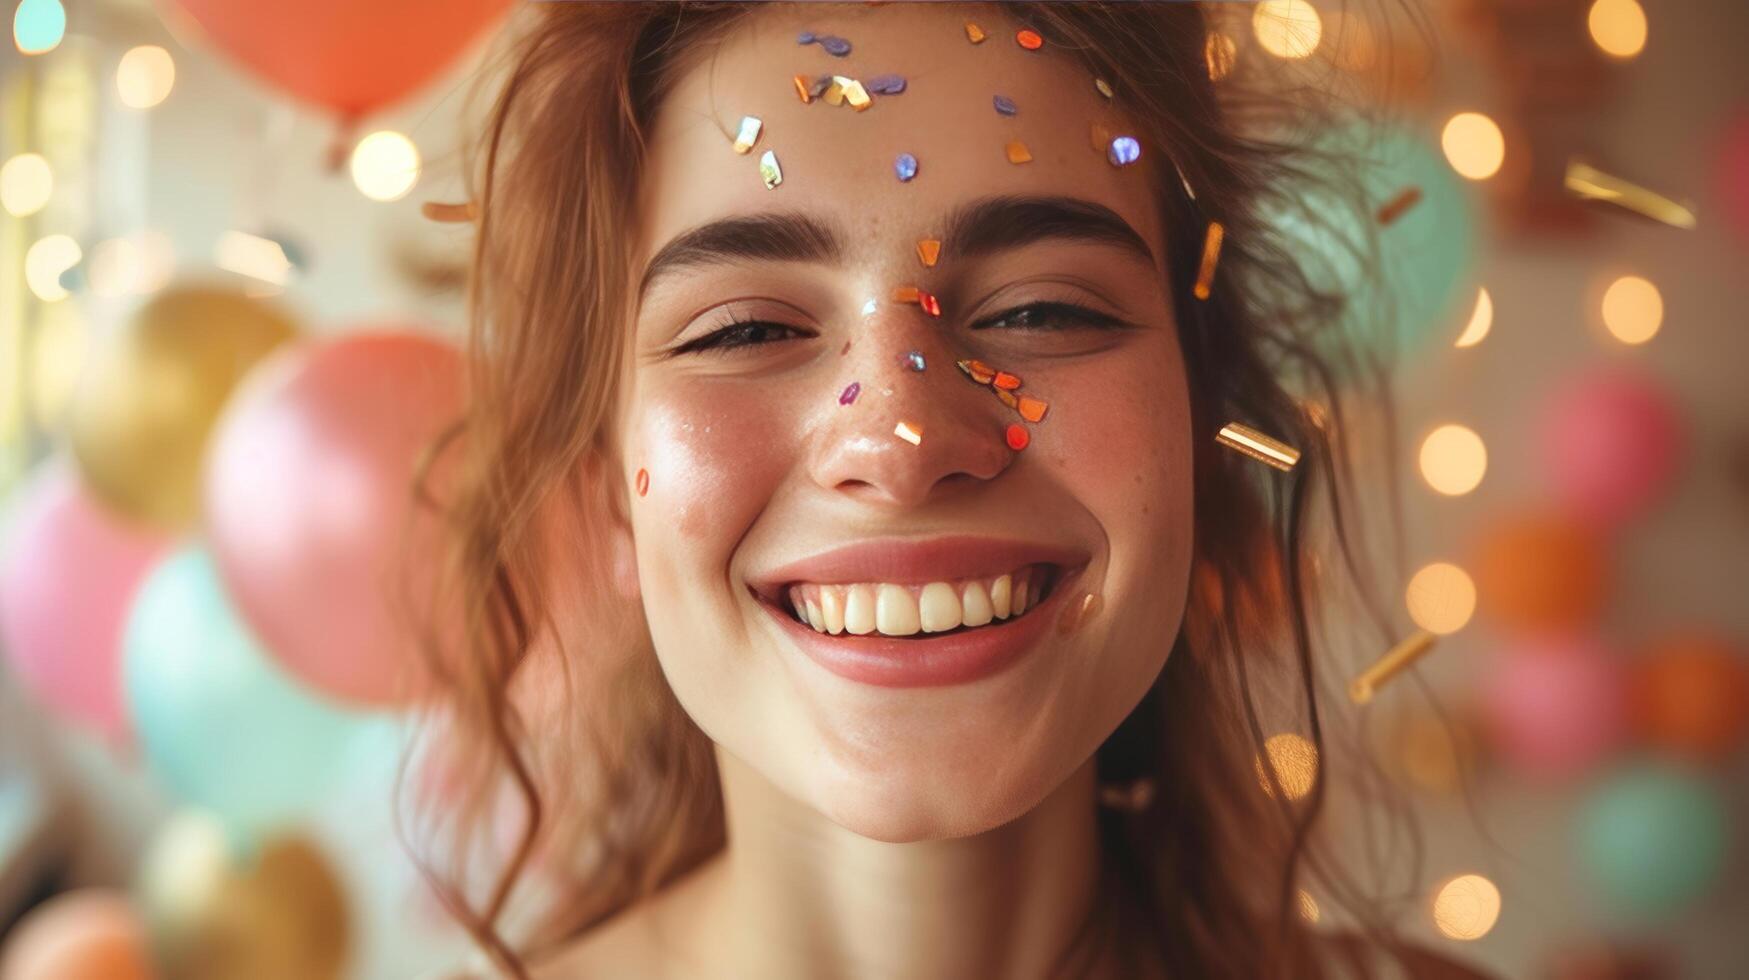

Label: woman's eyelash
[670,300,1127,357]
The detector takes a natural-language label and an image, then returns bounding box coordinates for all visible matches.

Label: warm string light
[1453,287,1492,348]
[1252,0,1322,61]
[349,131,421,202]
[1588,0,1648,60]
[24,234,81,302]
[1419,424,1487,496]
[117,45,176,109]
[1405,562,1477,636]
[1,153,53,217]
[1431,874,1502,940]
[1442,112,1506,180]
[1601,274,1663,344]
[1256,733,1319,800]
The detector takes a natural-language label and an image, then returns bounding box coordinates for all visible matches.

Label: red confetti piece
[918,290,941,317]
[635,468,649,497]
[1006,423,1030,450]
[1016,29,1043,50]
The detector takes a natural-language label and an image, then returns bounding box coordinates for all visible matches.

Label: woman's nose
[806,311,1012,508]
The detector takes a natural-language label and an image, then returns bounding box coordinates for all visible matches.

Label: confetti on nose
[1016,29,1043,50]
[758,150,783,189]
[993,94,1018,116]
[839,381,861,405]
[895,420,923,446]
[1006,140,1033,165]
[992,371,1021,391]
[965,21,987,44]
[635,468,650,497]
[903,350,926,372]
[1095,77,1114,99]
[895,152,918,182]
[732,116,763,154]
[916,238,940,267]
[793,74,813,103]
[918,290,942,317]
[1108,136,1142,167]
[865,74,907,95]
[1006,423,1030,451]
[797,30,816,45]
[1017,395,1049,422]
[1216,421,1300,472]
[1193,221,1224,300]
[1376,186,1423,226]
[892,285,920,304]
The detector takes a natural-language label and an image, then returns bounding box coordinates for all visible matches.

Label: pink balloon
[1539,369,1683,528]
[1480,636,1627,782]
[204,330,464,706]
[0,461,169,739]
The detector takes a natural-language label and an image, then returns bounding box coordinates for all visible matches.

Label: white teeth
[876,583,921,636]
[844,584,876,635]
[961,581,993,627]
[820,586,845,634]
[1013,574,1030,616]
[918,582,961,633]
[804,598,824,631]
[990,574,1013,619]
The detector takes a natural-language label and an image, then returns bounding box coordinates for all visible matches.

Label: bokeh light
[1405,562,1477,635]
[117,45,176,109]
[1454,287,1492,348]
[1419,424,1488,496]
[31,302,86,429]
[1589,0,1648,60]
[1601,275,1662,345]
[1205,32,1238,82]
[1432,874,1502,940]
[1253,0,1322,61]
[13,0,65,55]
[1,152,53,217]
[88,238,142,297]
[1442,112,1506,180]
[349,130,421,202]
[25,234,81,302]
[1257,733,1319,800]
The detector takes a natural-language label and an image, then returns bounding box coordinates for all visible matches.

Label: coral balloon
[157,0,512,118]
[204,330,464,705]
[1471,511,1608,633]
[1540,369,1683,527]
[1631,634,1749,762]
[69,284,298,529]
[1480,636,1626,781]
[1576,763,1729,919]
[123,549,370,833]
[1718,110,1749,244]
[0,889,157,980]
[0,461,169,739]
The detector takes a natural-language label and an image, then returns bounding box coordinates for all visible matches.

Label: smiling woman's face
[620,4,1194,841]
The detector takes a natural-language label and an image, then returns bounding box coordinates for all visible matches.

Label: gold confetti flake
[1216,421,1299,471]
[894,420,923,446]
[840,77,871,111]
[1193,221,1224,300]
[1565,159,1697,230]
[1349,630,1438,705]
[994,387,1019,410]
[1005,140,1033,164]
[421,200,476,223]
[916,238,941,267]
[1090,122,1112,154]
[1094,77,1114,99]
[965,21,987,44]
[891,285,920,304]
[758,149,783,189]
[732,115,763,154]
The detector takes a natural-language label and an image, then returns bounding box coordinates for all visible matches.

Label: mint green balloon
[1576,762,1729,919]
[123,547,371,835]
[1259,119,1479,364]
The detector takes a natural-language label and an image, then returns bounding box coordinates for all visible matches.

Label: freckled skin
[622,3,1193,843]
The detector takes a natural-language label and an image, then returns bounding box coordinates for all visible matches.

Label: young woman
[414,3,1492,977]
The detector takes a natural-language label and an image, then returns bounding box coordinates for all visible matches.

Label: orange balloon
[157,0,513,117]
[1471,512,1609,632]
[0,889,157,980]
[1631,634,1749,761]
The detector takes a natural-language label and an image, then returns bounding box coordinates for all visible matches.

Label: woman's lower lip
[763,573,1077,688]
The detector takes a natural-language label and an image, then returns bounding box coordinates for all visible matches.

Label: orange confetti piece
[793,74,812,104]
[635,468,649,497]
[916,238,941,267]
[894,420,923,446]
[1377,186,1423,226]
[968,360,995,384]
[1193,221,1224,301]
[421,201,476,223]
[965,21,986,44]
[1016,29,1043,50]
[1006,140,1033,165]
[1005,423,1030,451]
[892,285,920,304]
[992,371,1022,390]
[1090,122,1112,154]
[1017,396,1048,422]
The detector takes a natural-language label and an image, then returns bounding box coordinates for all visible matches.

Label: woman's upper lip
[748,535,1090,596]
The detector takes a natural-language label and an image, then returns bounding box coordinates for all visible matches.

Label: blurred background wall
[1,1,1746,978]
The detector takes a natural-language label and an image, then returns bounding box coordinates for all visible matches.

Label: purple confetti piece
[797,30,816,45]
[820,35,851,57]
[866,73,906,95]
[808,75,833,99]
[839,382,861,405]
[993,94,1018,116]
[895,152,918,182]
[1108,135,1142,167]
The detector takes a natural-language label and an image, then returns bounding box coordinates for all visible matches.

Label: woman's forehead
[635,3,1164,278]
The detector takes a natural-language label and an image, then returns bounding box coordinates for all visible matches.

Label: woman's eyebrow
[639,211,843,301]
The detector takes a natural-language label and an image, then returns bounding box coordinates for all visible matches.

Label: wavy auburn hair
[408,2,1434,977]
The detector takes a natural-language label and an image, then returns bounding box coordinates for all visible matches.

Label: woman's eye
[673,319,808,355]
[974,302,1125,331]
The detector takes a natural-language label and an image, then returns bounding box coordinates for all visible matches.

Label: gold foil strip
[1216,421,1299,472]
[421,200,476,223]
[1348,630,1438,705]
[1193,221,1224,300]
[1565,160,1697,230]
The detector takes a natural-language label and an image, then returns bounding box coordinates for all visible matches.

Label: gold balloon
[138,820,350,980]
[70,284,297,528]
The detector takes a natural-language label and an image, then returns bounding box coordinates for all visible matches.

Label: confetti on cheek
[1017,395,1049,423]
[732,115,763,154]
[1005,140,1033,165]
[1016,28,1043,50]
[895,152,918,182]
[1107,136,1142,167]
[635,468,650,497]
[916,238,940,267]
[917,290,942,317]
[1005,423,1030,451]
[865,73,906,95]
[758,150,783,189]
[1348,630,1438,704]
[820,35,852,57]
[993,387,1020,411]
[1176,162,1198,202]
[1377,186,1423,226]
[992,371,1021,391]
[1089,122,1111,154]
[1094,77,1114,99]
[1216,421,1300,472]
[839,382,861,405]
[894,420,923,446]
[965,21,987,44]
[1193,220,1225,301]
[903,350,926,372]
[993,94,1018,116]
[957,359,996,385]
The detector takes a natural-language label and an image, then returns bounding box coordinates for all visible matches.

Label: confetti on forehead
[1107,136,1141,167]
[1016,28,1044,50]
[758,149,782,189]
[915,238,940,267]
[894,152,918,182]
[820,35,852,57]
[731,115,762,154]
[1006,140,1033,165]
[993,94,1018,116]
[792,74,812,103]
[903,350,926,372]
[865,73,907,95]
[965,21,986,44]
[796,30,815,45]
